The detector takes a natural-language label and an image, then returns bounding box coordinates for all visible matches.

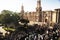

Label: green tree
[0,10,20,27]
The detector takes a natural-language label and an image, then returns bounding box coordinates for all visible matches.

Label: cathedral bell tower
[21,4,24,14]
[21,4,24,18]
[36,0,42,22]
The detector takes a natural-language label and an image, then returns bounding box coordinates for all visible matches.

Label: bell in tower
[36,0,42,22]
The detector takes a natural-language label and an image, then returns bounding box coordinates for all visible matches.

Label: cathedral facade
[20,0,60,24]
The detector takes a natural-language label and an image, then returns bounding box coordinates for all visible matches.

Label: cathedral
[20,0,60,24]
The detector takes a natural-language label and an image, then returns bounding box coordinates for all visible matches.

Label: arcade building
[19,0,60,25]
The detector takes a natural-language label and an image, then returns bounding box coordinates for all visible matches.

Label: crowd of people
[23,23,60,40]
[0,23,60,40]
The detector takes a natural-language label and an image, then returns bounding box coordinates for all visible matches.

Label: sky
[0,0,60,12]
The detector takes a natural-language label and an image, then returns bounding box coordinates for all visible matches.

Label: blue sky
[0,0,60,12]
